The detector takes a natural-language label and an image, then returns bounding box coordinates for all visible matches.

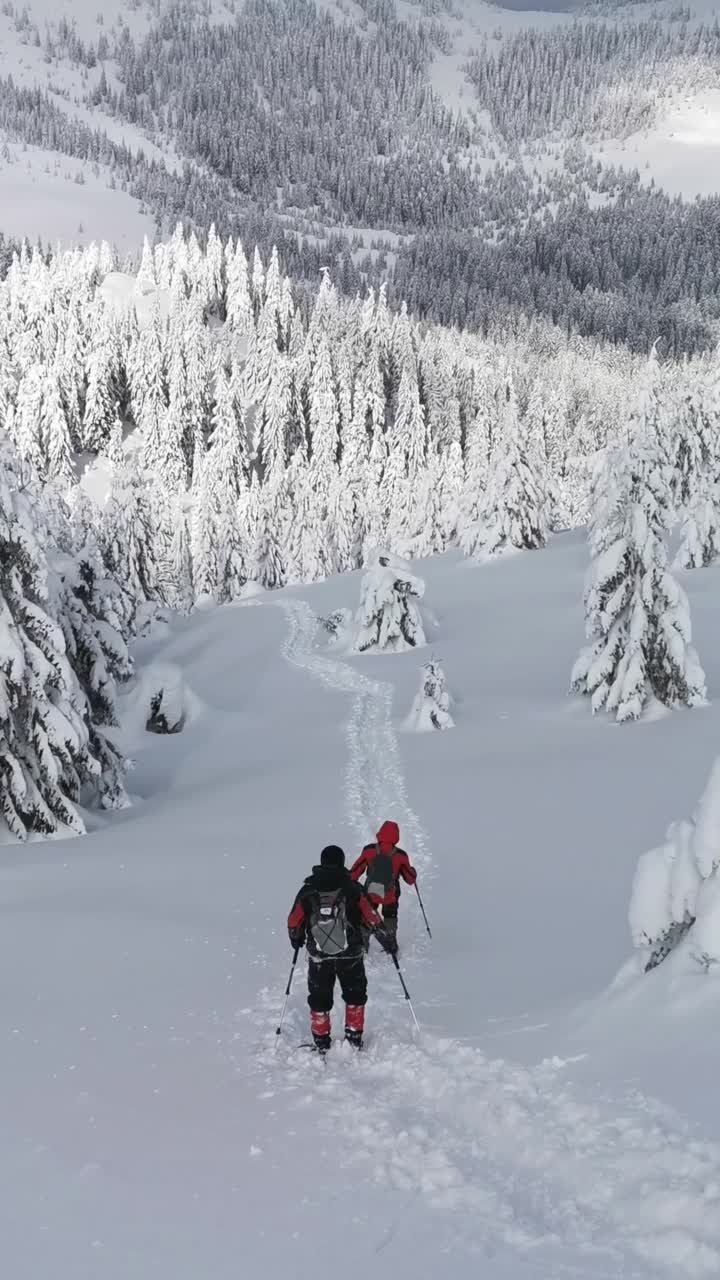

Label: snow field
[253,567,720,1278]
[4,540,720,1276]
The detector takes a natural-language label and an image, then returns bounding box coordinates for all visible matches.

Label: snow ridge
[254,592,720,1278]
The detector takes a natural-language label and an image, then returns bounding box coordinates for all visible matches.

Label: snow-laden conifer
[352,551,425,653]
[252,478,286,589]
[473,375,548,557]
[103,456,164,625]
[571,443,706,722]
[406,658,454,731]
[170,498,194,614]
[674,386,720,570]
[0,442,125,838]
[82,305,118,453]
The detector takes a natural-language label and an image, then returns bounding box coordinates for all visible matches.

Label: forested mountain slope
[3,0,720,351]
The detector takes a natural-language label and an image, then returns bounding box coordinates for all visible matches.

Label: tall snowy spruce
[0,443,127,838]
[673,384,720,570]
[472,374,548,558]
[571,443,706,722]
[50,545,131,812]
[352,551,426,654]
[102,456,164,628]
[406,658,454,731]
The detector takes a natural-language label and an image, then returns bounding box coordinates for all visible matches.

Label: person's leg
[307,958,335,1049]
[338,954,368,1046]
[382,900,398,946]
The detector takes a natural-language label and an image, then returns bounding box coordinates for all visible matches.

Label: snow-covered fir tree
[406,658,454,731]
[572,443,707,722]
[170,498,194,614]
[353,551,426,654]
[674,386,720,570]
[0,441,127,837]
[102,456,164,625]
[82,305,118,454]
[472,375,548,558]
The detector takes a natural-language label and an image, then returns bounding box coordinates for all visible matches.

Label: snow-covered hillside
[4,538,720,1279]
[0,0,159,246]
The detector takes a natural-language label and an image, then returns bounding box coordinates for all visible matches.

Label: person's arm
[397,851,417,885]
[358,892,382,930]
[349,848,370,881]
[287,894,307,948]
[357,888,395,953]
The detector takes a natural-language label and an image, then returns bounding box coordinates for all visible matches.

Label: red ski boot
[310,1010,331,1053]
[344,1004,365,1048]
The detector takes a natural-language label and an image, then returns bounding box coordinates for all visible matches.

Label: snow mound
[629,758,720,973]
[118,660,199,748]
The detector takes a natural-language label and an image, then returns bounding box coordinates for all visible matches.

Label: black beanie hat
[320,844,345,868]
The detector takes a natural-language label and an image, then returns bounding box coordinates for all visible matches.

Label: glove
[289,927,305,950]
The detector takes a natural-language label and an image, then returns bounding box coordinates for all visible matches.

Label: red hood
[377,821,399,852]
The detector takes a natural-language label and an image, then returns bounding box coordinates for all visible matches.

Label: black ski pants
[307,953,367,1012]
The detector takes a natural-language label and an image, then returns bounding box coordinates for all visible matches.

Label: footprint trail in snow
[255,596,720,1278]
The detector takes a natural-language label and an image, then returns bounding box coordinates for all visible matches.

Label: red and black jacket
[288,864,381,958]
[350,821,417,907]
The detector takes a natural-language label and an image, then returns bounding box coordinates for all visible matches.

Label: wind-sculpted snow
[252,591,720,1278]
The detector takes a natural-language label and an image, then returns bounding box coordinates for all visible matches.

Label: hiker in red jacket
[287,845,394,1052]
[350,820,417,949]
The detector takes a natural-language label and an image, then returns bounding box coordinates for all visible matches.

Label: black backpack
[308,888,348,956]
[364,845,395,903]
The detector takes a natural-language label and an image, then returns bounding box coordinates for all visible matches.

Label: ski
[296,1040,364,1054]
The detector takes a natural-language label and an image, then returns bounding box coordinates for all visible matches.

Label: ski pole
[274,945,300,1046]
[389,950,421,1033]
[414,883,432,939]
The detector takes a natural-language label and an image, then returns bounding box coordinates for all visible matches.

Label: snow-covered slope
[0,0,159,247]
[3,537,720,1278]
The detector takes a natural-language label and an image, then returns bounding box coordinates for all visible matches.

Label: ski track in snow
[277,596,431,870]
[249,596,720,1278]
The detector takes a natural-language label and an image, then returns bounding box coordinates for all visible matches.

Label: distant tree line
[1,0,720,354]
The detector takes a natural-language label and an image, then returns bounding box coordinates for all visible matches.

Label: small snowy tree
[352,551,426,654]
[407,658,454,731]
[572,445,706,722]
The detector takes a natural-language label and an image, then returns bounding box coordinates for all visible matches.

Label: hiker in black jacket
[287,845,393,1051]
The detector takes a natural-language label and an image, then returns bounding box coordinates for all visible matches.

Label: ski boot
[311,1010,331,1054]
[383,914,398,953]
[344,1004,365,1049]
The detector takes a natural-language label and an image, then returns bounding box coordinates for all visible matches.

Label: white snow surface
[0,0,171,248]
[592,88,720,199]
[4,536,720,1277]
[0,140,154,250]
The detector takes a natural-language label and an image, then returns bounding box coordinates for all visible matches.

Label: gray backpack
[309,888,348,956]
